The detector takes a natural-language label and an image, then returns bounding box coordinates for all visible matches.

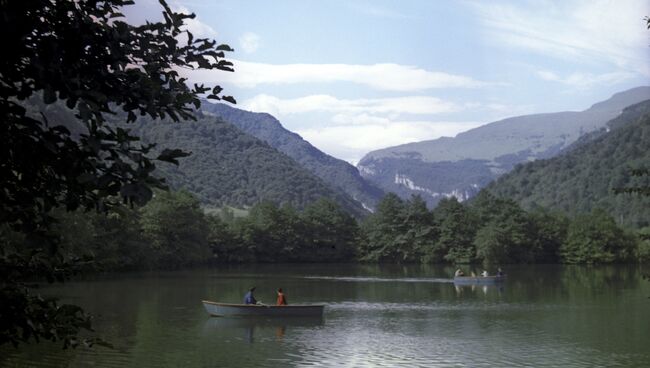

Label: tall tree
[433,197,477,264]
[302,199,358,261]
[359,193,408,262]
[0,0,233,347]
[560,209,636,264]
[140,190,211,268]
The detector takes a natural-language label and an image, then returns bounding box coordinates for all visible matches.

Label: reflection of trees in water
[505,265,641,301]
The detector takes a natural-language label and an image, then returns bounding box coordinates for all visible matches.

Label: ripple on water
[302,276,455,284]
[324,301,571,313]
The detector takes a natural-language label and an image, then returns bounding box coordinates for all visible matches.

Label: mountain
[199,101,384,211]
[27,98,370,217]
[357,87,650,206]
[128,113,369,217]
[485,100,650,228]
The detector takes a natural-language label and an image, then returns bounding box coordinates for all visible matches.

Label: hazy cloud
[536,69,634,88]
[469,0,650,75]
[297,120,482,164]
[185,60,489,91]
[240,94,461,117]
[239,32,260,53]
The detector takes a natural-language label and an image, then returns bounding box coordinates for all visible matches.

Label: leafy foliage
[560,209,636,264]
[356,192,641,265]
[0,0,233,347]
[140,191,212,268]
[217,199,359,263]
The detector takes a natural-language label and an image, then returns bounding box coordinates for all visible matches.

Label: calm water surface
[2,264,649,367]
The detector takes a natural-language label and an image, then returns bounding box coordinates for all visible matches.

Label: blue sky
[129,0,650,164]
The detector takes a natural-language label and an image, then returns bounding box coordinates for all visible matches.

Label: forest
[486,100,650,228]
[30,189,648,272]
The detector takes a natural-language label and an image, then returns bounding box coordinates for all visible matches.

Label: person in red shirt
[276,288,287,306]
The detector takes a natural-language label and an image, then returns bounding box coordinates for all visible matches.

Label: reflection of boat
[203,315,324,329]
[453,275,506,285]
[202,300,325,317]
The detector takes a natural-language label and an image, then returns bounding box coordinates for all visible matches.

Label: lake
[1,264,649,367]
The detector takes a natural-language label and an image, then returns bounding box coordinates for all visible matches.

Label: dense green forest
[45,191,359,270]
[48,190,648,271]
[127,112,369,217]
[486,100,650,228]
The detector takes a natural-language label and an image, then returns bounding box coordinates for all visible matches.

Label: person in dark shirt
[244,287,257,305]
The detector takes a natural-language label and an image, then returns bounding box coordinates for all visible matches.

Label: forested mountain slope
[357,87,650,207]
[27,98,369,217]
[127,113,369,217]
[485,100,650,228]
[200,101,384,210]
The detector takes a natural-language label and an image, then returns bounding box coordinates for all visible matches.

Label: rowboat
[202,300,325,317]
[453,275,506,285]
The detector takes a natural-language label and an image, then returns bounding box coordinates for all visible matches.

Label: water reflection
[454,283,506,296]
[1,265,648,368]
[203,316,324,344]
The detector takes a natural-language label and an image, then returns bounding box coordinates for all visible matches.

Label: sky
[128,0,650,164]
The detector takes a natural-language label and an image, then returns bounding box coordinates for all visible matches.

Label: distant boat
[202,300,325,317]
[453,275,506,285]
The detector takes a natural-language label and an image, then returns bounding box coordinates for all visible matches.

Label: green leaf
[222,95,236,104]
[157,148,191,165]
[216,44,234,52]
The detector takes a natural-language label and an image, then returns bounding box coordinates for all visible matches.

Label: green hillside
[486,100,650,228]
[200,101,385,210]
[127,113,369,217]
[26,98,369,217]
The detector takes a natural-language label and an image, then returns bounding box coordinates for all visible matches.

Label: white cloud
[240,94,461,117]
[469,0,650,75]
[239,32,260,53]
[184,60,489,91]
[536,70,634,88]
[297,120,482,164]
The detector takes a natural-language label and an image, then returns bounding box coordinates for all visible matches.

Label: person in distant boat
[497,268,504,276]
[481,270,489,277]
[244,287,257,305]
[276,288,287,306]
[454,269,465,277]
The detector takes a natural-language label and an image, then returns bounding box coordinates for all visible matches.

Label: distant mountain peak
[357,86,650,207]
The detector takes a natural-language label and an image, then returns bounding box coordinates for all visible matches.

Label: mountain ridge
[199,101,385,210]
[357,86,650,206]
[485,99,650,228]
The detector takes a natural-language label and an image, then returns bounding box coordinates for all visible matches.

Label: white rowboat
[202,300,325,317]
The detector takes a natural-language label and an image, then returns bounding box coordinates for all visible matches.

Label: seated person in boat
[454,269,465,277]
[276,288,287,306]
[244,287,257,305]
[497,267,504,276]
[481,270,489,277]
